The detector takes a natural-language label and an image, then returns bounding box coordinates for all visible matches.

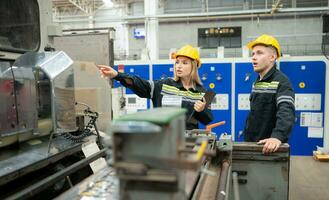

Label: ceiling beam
[271,0,282,14]
[68,0,91,14]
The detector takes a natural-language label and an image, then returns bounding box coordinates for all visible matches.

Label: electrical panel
[295,93,321,111]
[114,64,151,113]
[211,94,229,110]
[235,62,258,142]
[125,94,148,114]
[237,93,250,110]
[198,62,232,137]
[280,60,326,155]
[152,63,174,80]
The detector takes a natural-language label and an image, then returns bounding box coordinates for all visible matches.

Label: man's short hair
[254,44,278,59]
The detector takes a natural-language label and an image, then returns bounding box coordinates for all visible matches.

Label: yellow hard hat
[247,34,281,58]
[173,45,201,68]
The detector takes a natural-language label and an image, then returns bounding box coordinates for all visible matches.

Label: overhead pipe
[53,6,329,24]
[56,12,327,25]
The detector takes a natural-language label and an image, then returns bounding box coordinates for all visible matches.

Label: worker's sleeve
[194,106,214,125]
[114,72,152,98]
[271,80,295,142]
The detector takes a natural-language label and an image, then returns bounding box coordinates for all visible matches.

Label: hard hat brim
[247,41,280,58]
[247,41,267,50]
[173,54,201,68]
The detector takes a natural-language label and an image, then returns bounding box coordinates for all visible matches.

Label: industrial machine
[0,51,104,200]
[0,51,76,147]
[109,108,230,200]
[0,49,110,200]
[229,143,290,200]
[55,108,290,200]
[56,108,233,200]
[0,0,112,199]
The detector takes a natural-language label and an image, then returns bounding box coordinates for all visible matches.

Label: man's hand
[194,97,206,112]
[97,65,118,79]
[257,138,282,154]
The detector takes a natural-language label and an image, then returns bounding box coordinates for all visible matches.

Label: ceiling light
[103,0,114,7]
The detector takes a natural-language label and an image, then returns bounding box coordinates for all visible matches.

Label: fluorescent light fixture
[102,0,114,7]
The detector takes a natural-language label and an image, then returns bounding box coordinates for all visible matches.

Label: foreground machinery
[109,108,232,200]
[57,108,233,200]
[0,50,112,199]
[0,1,112,199]
[57,108,290,200]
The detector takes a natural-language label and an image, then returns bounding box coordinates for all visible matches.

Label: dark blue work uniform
[114,72,214,130]
[243,65,295,142]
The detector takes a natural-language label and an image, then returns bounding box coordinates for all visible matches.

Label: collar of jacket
[175,79,203,92]
[257,63,277,82]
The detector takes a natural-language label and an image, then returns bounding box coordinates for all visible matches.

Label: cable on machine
[61,102,104,149]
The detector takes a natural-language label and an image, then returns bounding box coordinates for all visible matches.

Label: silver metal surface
[13,51,77,133]
[12,65,38,135]
[0,59,38,147]
[1,51,77,147]
[0,61,18,138]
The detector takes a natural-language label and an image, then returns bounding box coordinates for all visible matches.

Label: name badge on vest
[162,95,182,107]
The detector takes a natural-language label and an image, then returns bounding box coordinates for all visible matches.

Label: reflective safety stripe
[162,95,182,107]
[161,84,204,100]
[254,81,279,89]
[277,95,295,106]
[277,95,294,102]
[252,89,276,94]
[277,99,295,107]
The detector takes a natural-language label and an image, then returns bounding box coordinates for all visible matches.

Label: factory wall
[128,15,323,59]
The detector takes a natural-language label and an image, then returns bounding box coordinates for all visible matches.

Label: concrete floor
[289,156,329,200]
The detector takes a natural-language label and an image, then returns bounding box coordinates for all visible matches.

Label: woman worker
[97,44,213,130]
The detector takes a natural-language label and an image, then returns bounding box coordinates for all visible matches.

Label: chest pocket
[162,95,182,107]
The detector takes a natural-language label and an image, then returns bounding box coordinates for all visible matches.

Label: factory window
[0,0,40,53]
[198,27,241,49]
[323,15,329,59]
[296,0,328,7]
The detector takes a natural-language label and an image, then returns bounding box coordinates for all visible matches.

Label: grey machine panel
[53,32,112,65]
[230,142,290,200]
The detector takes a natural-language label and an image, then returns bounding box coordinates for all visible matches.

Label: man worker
[243,34,295,154]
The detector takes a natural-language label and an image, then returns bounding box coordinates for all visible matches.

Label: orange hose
[206,121,226,132]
